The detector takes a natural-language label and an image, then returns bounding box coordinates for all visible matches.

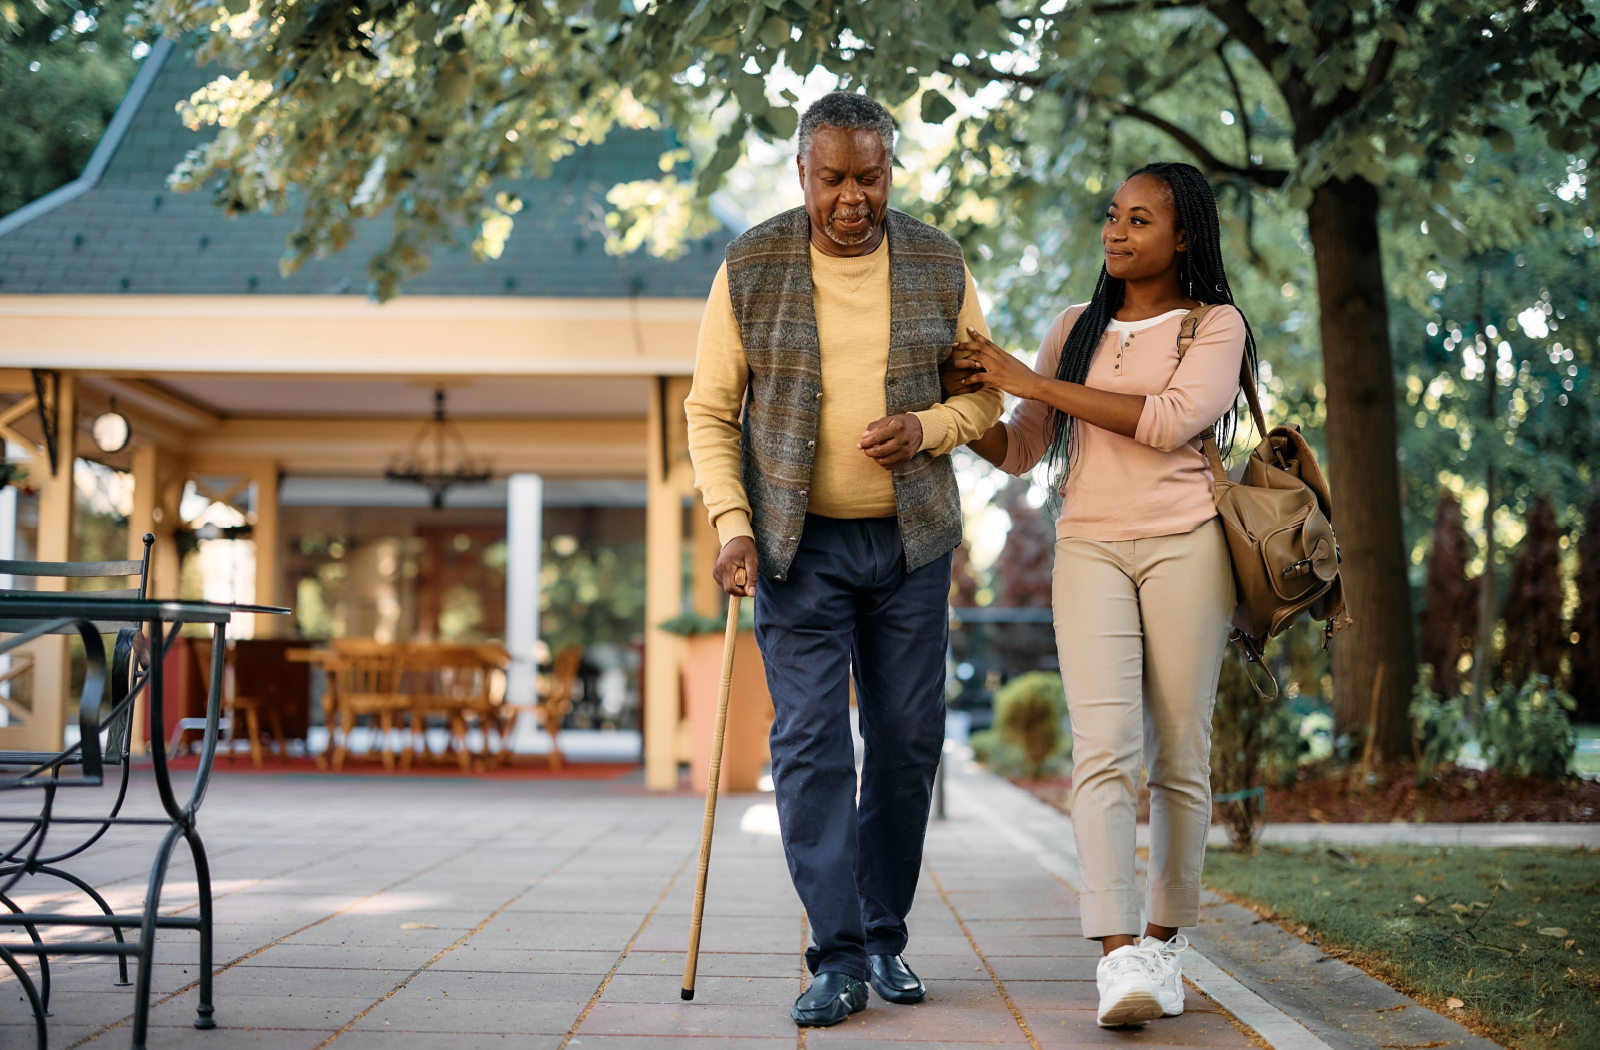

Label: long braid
[1041,162,1260,498]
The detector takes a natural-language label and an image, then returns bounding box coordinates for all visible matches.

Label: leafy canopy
[149,0,1600,299]
[0,0,146,217]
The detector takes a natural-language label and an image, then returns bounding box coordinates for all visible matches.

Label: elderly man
[685,92,1001,1027]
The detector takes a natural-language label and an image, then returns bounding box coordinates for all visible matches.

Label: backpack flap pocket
[1259,503,1334,604]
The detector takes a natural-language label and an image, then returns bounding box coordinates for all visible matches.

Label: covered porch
[0,329,719,788]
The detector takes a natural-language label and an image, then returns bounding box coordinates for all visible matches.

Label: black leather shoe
[869,954,927,1004]
[791,971,869,1027]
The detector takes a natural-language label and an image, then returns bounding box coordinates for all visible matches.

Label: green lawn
[1576,725,1600,778]
[1204,846,1600,1050]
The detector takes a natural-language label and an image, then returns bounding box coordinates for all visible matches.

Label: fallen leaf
[1450,903,1470,912]
[1447,998,1465,1009]
[1414,894,1429,904]
[1514,919,1530,927]
[1538,928,1568,938]
[399,922,438,930]
[1565,940,1576,949]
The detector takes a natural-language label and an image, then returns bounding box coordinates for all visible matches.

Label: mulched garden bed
[1011,763,1600,822]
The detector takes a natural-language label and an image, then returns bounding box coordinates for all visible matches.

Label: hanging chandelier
[385,387,491,509]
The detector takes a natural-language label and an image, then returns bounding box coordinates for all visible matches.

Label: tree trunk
[1305,177,1417,759]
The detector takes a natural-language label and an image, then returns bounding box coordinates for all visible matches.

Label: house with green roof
[0,37,744,788]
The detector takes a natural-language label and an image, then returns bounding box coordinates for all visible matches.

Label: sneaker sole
[1097,987,1164,1027]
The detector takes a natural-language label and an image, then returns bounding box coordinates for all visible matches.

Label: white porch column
[505,473,544,705]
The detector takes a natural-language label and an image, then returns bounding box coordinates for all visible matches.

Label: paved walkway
[2,769,1246,1050]
[948,760,1502,1050]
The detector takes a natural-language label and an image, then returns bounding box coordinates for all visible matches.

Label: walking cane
[681,567,745,1001]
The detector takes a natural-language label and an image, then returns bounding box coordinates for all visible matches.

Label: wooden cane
[681,567,745,1001]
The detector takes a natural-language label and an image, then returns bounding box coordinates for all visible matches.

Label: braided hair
[1041,162,1259,495]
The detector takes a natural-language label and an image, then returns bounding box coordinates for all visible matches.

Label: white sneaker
[1095,944,1166,1027]
[1139,934,1189,1016]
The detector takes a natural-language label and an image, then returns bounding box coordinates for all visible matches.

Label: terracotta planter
[683,629,773,793]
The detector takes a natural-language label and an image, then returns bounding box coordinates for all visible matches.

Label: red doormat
[151,754,641,781]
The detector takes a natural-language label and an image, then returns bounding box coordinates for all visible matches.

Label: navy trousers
[755,514,951,980]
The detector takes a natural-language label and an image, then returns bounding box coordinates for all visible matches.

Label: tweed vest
[725,206,967,579]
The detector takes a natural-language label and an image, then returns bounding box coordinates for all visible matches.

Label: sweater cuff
[912,408,951,456]
[714,510,755,547]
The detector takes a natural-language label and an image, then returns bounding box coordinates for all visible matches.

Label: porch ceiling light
[92,398,131,453]
[384,387,491,509]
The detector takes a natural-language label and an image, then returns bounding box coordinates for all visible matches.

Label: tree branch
[1216,41,1255,165]
[1203,0,1287,77]
[1108,100,1290,188]
[1090,0,1204,13]
[937,58,1290,189]
[1360,0,1419,98]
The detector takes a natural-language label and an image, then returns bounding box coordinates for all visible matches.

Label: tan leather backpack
[1178,306,1351,696]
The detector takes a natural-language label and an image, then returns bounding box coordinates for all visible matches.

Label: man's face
[797,125,891,255]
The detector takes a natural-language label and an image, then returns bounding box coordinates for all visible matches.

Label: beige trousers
[1051,518,1233,940]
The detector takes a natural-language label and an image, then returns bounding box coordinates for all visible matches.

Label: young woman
[948,162,1256,1027]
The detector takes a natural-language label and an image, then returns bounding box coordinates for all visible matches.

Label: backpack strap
[1174,304,1216,363]
[1176,303,1270,444]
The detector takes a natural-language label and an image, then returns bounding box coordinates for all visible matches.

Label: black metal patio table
[0,596,289,1050]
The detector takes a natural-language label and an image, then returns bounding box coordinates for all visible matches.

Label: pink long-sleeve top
[999,303,1247,542]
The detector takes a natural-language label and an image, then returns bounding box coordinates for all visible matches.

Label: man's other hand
[714,536,758,597]
[858,413,923,469]
[940,349,986,397]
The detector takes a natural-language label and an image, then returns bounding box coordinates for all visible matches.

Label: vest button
[788,536,797,541]
[807,440,815,447]
[814,392,822,400]
[799,489,807,496]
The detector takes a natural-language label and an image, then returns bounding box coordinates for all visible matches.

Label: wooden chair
[186,639,310,769]
[190,638,275,769]
[324,650,410,771]
[404,643,502,772]
[500,645,580,770]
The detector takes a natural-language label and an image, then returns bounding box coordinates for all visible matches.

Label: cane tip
[681,987,695,1001]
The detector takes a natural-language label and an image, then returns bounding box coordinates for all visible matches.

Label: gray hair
[797,91,896,163]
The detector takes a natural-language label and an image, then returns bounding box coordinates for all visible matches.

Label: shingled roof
[0,39,739,298]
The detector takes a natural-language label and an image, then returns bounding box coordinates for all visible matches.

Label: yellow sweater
[685,236,1000,545]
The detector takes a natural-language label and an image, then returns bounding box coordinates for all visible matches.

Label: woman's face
[1101,173,1187,282]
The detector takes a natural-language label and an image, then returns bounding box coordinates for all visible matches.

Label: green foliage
[1204,845,1600,1050]
[655,611,725,637]
[971,670,1068,779]
[540,538,646,656]
[1411,668,1577,780]
[0,0,144,217]
[1211,647,1303,849]
[147,1,1599,301]
[1477,675,1579,780]
[1410,665,1472,781]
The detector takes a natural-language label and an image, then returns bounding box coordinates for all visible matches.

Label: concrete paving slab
[618,952,804,979]
[352,991,580,1034]
[1,769,1261,1050]
[336,1034,563,1050]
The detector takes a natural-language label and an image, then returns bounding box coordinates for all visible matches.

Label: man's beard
[824,203,877,246]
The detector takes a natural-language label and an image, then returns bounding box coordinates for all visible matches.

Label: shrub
[1411,670,1578,781]
[1476,675,1578,780]
[1409,664,1470,782]
[973,671,1068,779]
[1210,649,1295,850]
